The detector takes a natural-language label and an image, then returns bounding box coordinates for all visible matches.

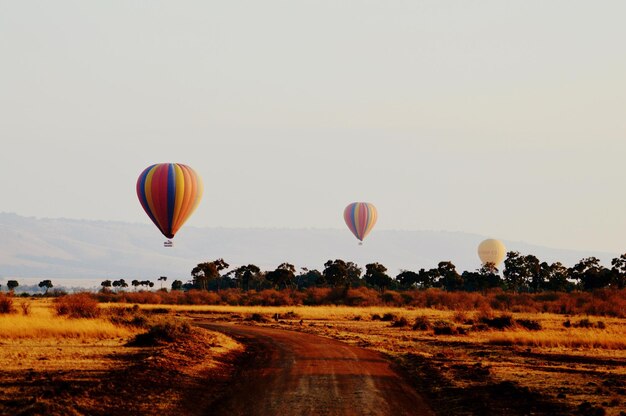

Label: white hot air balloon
[477,239,506,266]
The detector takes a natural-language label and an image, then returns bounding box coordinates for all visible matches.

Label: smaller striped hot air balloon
[343,202,378,245]
[136,163,203,246]
[477,239,506,267]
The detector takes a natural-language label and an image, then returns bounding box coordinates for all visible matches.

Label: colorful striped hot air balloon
[136,163,203,243]
[343,202,378,244]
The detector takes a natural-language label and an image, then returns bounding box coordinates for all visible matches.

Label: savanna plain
[1,290,625,416]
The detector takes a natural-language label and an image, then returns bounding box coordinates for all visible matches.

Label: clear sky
[0,1,624,253]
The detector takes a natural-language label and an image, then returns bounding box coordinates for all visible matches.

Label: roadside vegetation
[0,296,242,416]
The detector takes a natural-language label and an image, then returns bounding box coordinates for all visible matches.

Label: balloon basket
[164,240,173,248]
[358,242,363,246]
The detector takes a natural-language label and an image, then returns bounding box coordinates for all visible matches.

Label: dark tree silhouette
[364,263,392,292]
[112,279,128,292]
[191,259,230,291]
[228,264,261,291]
[38,280,53,295]
[296,268,323,289]
[266,263,296,289]
[396,270,420,289]
[503,252,531,292]
[436,261,463,291]
[610,253,626,289]
[570,257,610,290]
[322,259,362,288]
[7,280,19,292]
[101,280,112,291]
[171,279,183,291]
[158,276,167,289]
[541,262,570,292]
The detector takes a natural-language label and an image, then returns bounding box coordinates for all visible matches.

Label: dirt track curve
[197,322,433,416]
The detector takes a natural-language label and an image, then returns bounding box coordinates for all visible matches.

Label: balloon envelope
[136,163,203,239]
[478,239,506,265]
[343,202,378,242]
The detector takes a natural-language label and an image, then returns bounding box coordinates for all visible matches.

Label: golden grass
[487,328,626,349]
[125,304,626,351]
[128,303,452,321]
[0,298,135,340]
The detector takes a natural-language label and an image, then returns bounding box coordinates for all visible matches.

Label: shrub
[412,315,431,331]
[147,307,171,315]
[54,293,100,318]
[283,311,300,319]
[480,314,516,330]
[390,317,409,327]
[371,314,382,321]
[0,293,15,314]
[247,313,268,322]
[516,319,542,331]
[128,319,191,346]
[380,313,396,322]
[105,306,149,327]
[433,320,457,335]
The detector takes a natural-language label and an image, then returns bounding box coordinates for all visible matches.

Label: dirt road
[197,322,433,416]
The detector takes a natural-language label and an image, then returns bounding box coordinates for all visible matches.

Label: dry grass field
[152,303,626,415]
[2,297,625,415]
[0,298,242,416]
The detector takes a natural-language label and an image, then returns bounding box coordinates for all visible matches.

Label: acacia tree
[266,263,296,289]
[364,263,392,292]
[112,279,128,292]
[191,259,230,291]
[158,276,167,289]
[610,254,626,289]
[396,270,419,289]
[542,262,570,292]
[228,264,261,291]
[38,280,53,295]
[569,257,610,291]
[296,268,323,289]
[171,280,183,291]
[131,280,140,291]
[462,264,502,292]
[322,259,362,288]
[101,280,112,292]
[7,280,19,292]
[503,252,532,292]
[436,261,463,291]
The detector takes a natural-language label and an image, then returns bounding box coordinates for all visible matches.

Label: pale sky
[1,1,625,253]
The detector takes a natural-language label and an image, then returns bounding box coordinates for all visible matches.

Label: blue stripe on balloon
[166,164,176,236]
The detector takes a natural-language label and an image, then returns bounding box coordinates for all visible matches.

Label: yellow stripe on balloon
[174,165,193,235]
[171,164,185,231]
[187,170,203,219]
[144,167,167,233]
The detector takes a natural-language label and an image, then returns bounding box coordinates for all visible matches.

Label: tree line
[3,252,624,295]
[184,252,626,293]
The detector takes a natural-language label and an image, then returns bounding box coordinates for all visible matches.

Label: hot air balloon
[136,163,203,246]
[478,239,506,266]
[344,202,377,244]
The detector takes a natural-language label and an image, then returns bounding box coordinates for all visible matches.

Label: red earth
[197,322,434,416]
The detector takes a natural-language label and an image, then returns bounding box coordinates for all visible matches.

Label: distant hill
[0,213,618,288]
